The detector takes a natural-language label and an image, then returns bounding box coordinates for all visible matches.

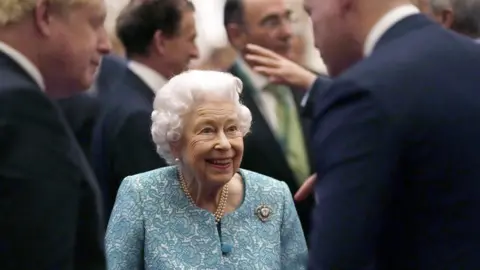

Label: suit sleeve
[111,111,167,181]
[309,80,397,269]
[280,182,308,269]
[0,89,81,269]
[105,176,144,270]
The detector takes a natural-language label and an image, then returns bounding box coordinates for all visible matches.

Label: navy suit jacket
[57,92,100,165]
[309,14,480,269]
[92,54,127,99]
[0,52,105,269]
[91,68,167,220]
[301,74,331,118]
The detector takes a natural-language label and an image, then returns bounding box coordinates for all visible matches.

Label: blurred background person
[105,70,308,269]
[91,0,199,219]
[413,0,480,41]
[0,0,110,269]
[191,0,328,72]
[223,0,315,240]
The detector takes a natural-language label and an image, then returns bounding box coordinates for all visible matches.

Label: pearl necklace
[178,169,229,223]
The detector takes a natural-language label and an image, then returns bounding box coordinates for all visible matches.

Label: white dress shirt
[128,61,167,93]
[0,41,45,90]
[363,4,420,56]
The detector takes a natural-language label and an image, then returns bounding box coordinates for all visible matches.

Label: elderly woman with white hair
[105,70,307,269]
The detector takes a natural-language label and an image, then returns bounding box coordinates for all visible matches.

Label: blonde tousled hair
[0,0,88,26]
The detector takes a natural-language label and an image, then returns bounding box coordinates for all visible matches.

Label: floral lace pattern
[105,166,307,270]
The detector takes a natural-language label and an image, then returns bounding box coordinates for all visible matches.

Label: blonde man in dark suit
[0,0,110,269]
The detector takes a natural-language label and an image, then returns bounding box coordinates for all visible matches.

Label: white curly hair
[151,70,252,164]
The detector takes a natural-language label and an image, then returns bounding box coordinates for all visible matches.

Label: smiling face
[175,101,244,187]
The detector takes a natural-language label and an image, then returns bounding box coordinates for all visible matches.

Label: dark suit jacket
[91,68,167,219]
[229,63,315,239]
[309,14,480,269]
[0,52,105,269]
[301,75,331,118]
[57,93,100,165]
[91,54,127,99]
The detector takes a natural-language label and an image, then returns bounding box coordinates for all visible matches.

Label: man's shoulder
[318,27,480,132]
[100,76,152,117]
[340,28,480,96]
[96,93,151,138]
[0,74,50,114]
[101,93,151,122]
[0,66,40,96]
[103,69,152,104]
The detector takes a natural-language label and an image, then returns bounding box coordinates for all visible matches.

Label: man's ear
[438,9,454,29]
[152,30,167,56]
[226,23,247,50]
[34,0,56,36]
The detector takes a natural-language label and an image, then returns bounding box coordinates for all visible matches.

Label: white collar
[363,4,419,56]
[0,41,45,90]
[236,57,269,91]
[128,60,167,93]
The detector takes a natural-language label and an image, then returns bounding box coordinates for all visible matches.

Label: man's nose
[279,21,293,40]
[98,28,112,55]
[190,45,200,59]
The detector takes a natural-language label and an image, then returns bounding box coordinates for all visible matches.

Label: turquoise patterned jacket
[105,166,307,269]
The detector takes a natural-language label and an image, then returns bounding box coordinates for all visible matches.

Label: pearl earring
[174,157,180,163]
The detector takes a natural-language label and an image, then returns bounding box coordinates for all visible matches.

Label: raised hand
[245,44,317,89]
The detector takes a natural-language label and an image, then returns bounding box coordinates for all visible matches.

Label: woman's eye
[201,127,214,134]
[227,126,238,132]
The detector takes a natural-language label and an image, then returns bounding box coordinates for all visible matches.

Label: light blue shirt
[105,166,307,269]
